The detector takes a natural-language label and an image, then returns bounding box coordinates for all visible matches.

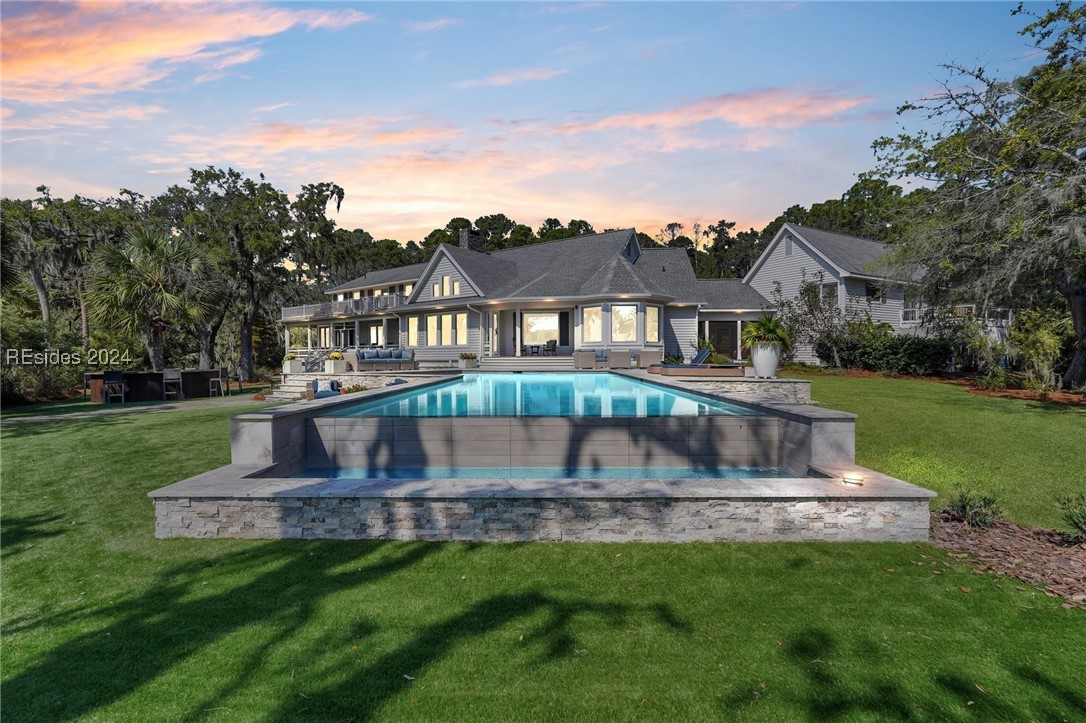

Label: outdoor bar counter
[86,370,219,403]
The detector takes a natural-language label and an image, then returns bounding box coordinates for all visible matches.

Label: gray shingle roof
[683,280,770,309]
[351,228,772,311]
[787,224,890,276]
[326,262,430,294]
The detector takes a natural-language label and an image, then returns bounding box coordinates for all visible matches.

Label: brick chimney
[459,228,485,253]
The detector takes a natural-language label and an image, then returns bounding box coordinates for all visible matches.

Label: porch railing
[281,293,407,321]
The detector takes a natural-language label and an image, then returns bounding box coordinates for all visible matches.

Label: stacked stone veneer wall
[154,496,931,542]
[685,379,811,404]
[305,417,781,470]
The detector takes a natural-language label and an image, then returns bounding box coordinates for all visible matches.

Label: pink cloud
[457,67,568,89]
[1,2,372,103]
[557,87,876,134]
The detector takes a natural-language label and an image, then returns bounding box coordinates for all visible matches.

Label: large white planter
[325,359,347,374]
[284,359,305,374]
[458,358,478,369]
[750,343,781,378]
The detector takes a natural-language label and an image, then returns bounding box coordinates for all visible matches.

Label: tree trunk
[196,311,227,370]
[238,281,258,383]
[1055,273,1086,389]
[146,328,166,372]
[77,274,90,350]
[30,265,50,324]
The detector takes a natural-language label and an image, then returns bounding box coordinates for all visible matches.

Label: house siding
[664,306,698,360]
[747,236,842,363]
[843,279,905,329]
[747,235,842,305]
[415,257,479,303]
[402,308,482,363]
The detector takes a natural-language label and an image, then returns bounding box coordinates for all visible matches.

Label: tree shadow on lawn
[2,538,690,722]
[0,513,66,559]
[1,539,441,720]
[722,626,1086,721]
[0,411,155,440]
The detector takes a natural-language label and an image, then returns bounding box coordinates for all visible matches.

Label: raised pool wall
[152,373,934,542]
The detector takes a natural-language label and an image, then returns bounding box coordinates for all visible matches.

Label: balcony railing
[281,293,407,321]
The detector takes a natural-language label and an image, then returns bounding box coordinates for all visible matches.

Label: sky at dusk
[1,1,1043,242]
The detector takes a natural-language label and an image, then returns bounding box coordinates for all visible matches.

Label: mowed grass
[797,374,1086,529]
[2,391,1085,721]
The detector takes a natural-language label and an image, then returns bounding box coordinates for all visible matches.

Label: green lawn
[2,387,1084,721]
[797,374,1086,529]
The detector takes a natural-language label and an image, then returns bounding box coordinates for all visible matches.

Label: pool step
[477,357,575,371]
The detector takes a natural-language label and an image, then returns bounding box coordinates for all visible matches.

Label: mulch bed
[932,512,1086,609]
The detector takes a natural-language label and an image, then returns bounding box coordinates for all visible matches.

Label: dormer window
[785,237,793,256]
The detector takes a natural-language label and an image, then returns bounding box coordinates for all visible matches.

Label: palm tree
[86,229,214,371]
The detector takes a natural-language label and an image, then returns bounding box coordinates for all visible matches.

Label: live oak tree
[874,2,1086,386]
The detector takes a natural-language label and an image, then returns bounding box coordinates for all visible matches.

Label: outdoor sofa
[348,348,419,371]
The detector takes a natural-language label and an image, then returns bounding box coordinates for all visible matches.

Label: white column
[381,317,388,347]
[285,326,291,357]
[306,326,312,351]
[736,319,743,359]
[354,320,361,347]
[515,308,522,356]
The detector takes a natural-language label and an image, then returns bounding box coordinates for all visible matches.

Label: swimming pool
[324,372,757,418]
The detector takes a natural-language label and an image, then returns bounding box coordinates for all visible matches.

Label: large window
[408,317,418,346]
[453,281,461,295]
[440,314,452,345]
[523,312,560,345]
[427,316,439,346]
[456,313,468,345]
[582,306,602,344]
[611,304,638,343]
[645,305,660,343]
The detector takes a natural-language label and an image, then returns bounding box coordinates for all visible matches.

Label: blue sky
[1,1,1042,241]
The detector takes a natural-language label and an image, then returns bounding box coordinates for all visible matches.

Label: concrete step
[477,357,575,370]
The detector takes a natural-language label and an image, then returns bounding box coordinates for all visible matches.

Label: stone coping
[237,374,460,422]
[613,370,853,423]
[149,463,934,502]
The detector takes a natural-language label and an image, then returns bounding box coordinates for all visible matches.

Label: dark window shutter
[559,312,570,346]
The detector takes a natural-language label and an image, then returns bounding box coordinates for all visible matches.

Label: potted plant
[458,352,478,369]
[741,315,792,378]
[283,353,305,374]
[325,351,347,374]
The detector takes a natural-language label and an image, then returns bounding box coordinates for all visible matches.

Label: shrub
[459,352,477,360]
[283,353,297,361]
[976,365,1008,390]
[1009,308,1073,390]
[1056,494,1086,540]
[328,351,343,360]
[741,315,793,353]
[943,488,1002,528]
[817,330,954,376]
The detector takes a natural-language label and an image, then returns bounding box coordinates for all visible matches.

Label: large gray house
[282,228,769,368]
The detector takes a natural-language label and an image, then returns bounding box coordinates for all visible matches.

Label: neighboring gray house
[282,228,769,367]
[744,223,908,363]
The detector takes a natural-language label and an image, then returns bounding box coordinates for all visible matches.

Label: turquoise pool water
[325,373,757,418]
[293,466,793,480]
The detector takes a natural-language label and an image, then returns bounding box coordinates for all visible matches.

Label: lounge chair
[647,349,745,376]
